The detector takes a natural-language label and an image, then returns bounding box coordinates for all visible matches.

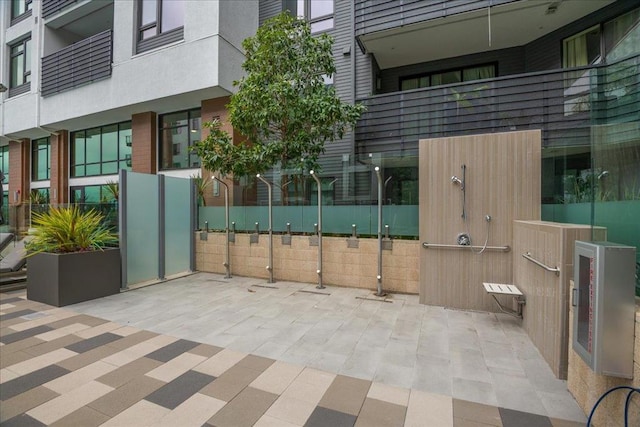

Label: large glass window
[32,137,50,181]
[138,0,184,41]
[400,64,496,91]
[11,0,32,20]
[10,37,31,89]
[71,122,132,177]
[563,25,602,69]
[297,0,333,33]
[604,7,640,62]
[159,109,201,170]
[0,146,9,184]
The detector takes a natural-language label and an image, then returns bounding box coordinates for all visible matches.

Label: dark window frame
[399,62,498,91]
[296,0,334,34]
[11,0,32,21]
[70,121,132,178]
[0,145,9,185]
[31,137,51,181]
[9,36,31,91]
[137,0,184,41]
[158,108,202,171]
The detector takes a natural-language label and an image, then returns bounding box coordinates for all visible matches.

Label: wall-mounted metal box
[573,241,636,378]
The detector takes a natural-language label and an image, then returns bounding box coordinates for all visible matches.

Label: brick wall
[49,130,69,205]
[196,233,420,294]
[131,112,157,174]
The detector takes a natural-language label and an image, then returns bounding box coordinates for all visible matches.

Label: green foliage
[191,174,211,206]
[191,12,366,177]
[104,181,119,201]
[30,189,49,205]
[26,206,118,255]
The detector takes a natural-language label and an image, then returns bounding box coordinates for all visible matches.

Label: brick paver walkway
[1,290,584,426]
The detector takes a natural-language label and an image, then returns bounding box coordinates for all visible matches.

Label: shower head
[451,176,463,187]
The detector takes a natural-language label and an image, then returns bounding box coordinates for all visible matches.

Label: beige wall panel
[419,130,541,311]
[195,234,420,293]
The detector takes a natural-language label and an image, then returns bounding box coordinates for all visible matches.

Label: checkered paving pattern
[1,291,585,426]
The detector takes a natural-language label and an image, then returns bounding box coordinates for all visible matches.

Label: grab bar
[522,252,560,276]
[422,242,511,252]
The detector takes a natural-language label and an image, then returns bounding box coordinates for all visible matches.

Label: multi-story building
[1,0,258,229]
[2,0,638,259]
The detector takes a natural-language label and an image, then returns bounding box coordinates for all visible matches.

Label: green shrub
[26,206,118,255]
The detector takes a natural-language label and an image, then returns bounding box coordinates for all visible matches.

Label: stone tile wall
[195,233,420,294]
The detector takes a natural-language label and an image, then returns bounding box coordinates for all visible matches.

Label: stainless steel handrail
[522,252,560,276]
[421,242,510,252]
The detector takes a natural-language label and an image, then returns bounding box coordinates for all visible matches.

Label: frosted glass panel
[165,176,191,276]
[126,172,159,285]
[198,205,419,237]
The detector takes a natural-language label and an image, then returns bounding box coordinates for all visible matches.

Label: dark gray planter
[27,248,121,307]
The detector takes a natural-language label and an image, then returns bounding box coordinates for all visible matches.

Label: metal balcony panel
[356,0,615,69]
[355,56,640,153]
[42,0,77,18]
[41,30,113,97]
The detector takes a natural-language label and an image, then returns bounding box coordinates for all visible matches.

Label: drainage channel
[356,294,394,303]
[251,284,279,289]
[295,289,331,296]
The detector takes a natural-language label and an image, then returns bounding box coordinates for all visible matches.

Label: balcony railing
[355,55,640,152]
[355,0,518,36]
[42,0,77,19]
[41,30,112,97]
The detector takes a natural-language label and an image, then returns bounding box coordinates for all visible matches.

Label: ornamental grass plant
[26,206,118,255]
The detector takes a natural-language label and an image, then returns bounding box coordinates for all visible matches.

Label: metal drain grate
[355,296,393,303]
[295,290,331,296]
[251,284,279,289]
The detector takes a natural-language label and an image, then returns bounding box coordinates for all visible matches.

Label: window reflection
[71,122,132,177]
[159,108,201,170]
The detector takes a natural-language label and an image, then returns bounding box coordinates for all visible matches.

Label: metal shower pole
[212,176,231,278]
[310,170,324,289]
[256,174,274,283]
[374,166,384,296]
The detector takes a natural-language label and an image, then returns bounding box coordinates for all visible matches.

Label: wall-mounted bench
[483,282,525,318]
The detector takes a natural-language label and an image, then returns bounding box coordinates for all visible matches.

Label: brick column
[131,112,157,174]
[8,139,30,231]
[50,130,69,205]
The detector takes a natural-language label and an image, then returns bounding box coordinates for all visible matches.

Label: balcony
[42,0,78,19]
[355,0,615,69]
[41,30,112,97]
[355,55,640,153]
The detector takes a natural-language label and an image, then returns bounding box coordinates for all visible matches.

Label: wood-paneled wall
[418,130,541,311]
[513,221,606,379]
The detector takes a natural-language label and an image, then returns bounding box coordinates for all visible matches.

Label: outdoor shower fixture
[451,164,492,254]
[374,167,385,296]
[256,174,274,283]
[452,164,467,219]
[212,176,231,278]
[310,170,324,289]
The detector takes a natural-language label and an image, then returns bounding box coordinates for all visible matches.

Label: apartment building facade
[1,0,638,241]
[0,0,258,228]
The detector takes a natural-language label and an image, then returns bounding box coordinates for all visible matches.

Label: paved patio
[1,273,586,426]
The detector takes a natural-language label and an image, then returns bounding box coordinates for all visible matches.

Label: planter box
[27,248,121,307]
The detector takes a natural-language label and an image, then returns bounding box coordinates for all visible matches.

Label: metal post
[310,170,324,289]
[118,169,128,289]
[256,174,274,283]
[374,167,383,296]
[212,176,231,278]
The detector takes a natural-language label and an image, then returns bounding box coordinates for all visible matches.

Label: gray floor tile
[499,407,553,427]
[0,309,36,322]
[0,365,70,401]
[0,414,47,427]
[0,325,54,345]
[145,338,200,362]
[64,332,122,353]
[144,370,215,409]
[304,406,357,427]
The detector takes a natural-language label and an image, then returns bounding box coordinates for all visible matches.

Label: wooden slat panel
[418,130,541,312]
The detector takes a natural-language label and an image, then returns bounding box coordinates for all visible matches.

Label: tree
[191,12,365,181]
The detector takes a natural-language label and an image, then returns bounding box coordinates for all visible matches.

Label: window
[32,138,50,181]
[11,0,32,21]
[138,0,184,41]
[0,145,9,184]
[71,122,132,177]
[563,26,602,68]
[297,0,333,33]
[400,64,496,91]
[71,185,116,204]
[10,37,31,90]
[159,109,201,170]
[604,7,640,62]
